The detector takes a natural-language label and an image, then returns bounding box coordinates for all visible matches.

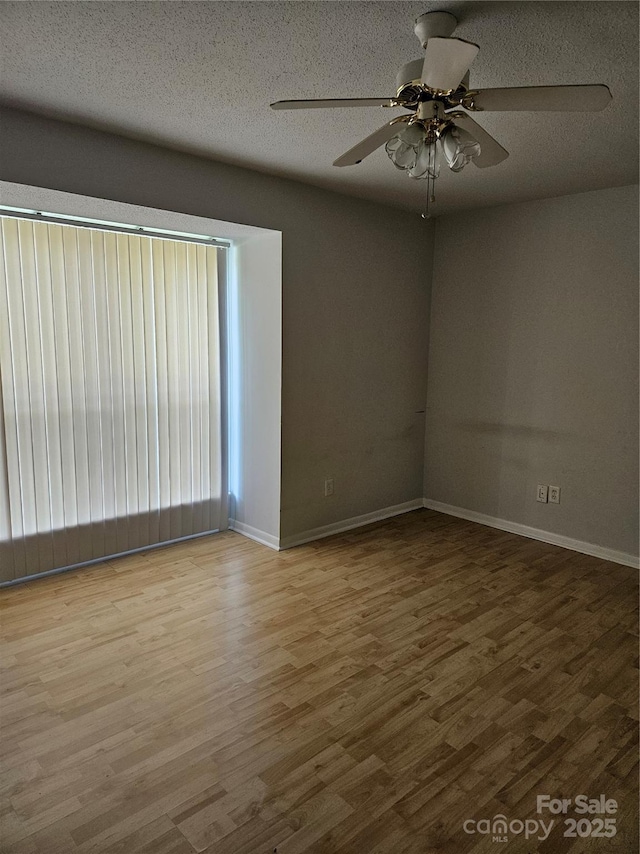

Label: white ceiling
[1,1,638,214]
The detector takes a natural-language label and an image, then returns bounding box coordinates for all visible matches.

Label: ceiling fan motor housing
[396,59,470,91]
[414,11,458,47]
[395,59,470,109]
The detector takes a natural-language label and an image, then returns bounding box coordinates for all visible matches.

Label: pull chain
[422,174,436,219]
[422,179,431,219]
[421,139,437,219]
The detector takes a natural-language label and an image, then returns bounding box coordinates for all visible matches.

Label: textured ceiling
[0,1,638,214]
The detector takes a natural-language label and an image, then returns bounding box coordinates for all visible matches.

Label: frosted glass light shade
[386,123,426,172]
[441,125,481,172]
[386,123,440,180]
[409,139,440,179]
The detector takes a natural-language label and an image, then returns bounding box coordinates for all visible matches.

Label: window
[0,214,227,581]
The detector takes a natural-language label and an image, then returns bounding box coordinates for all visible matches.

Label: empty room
[0,2,638,853]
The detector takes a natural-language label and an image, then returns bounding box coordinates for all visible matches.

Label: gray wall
[425,185,639,557]
[0,107,433,541]
[4,106,634,558]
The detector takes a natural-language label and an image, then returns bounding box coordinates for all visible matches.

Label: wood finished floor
[1,509,638,854]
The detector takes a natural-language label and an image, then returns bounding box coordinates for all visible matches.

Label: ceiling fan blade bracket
[452,91,483,111]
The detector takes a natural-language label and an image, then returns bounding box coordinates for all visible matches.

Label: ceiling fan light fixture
[440,124,482,172]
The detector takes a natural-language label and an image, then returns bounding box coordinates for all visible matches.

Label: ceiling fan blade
[333,118,410,167]
[421,37,479,93]
[271,98,397,110]
[471,84,612,112]
[450,114,509,168]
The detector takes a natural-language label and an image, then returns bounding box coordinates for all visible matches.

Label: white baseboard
[423,499,640,569]
[279,498,424,550]
[228,520,280,551]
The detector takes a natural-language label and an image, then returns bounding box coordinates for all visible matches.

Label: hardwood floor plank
[1,509,637,853]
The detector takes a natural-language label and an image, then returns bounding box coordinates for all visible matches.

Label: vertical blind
[0,216,224,582]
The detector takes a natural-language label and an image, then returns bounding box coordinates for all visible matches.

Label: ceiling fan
[270,11,612,216]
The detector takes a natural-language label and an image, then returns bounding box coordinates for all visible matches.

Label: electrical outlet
[549,485,561,504]
[536,484,548,503]
[324,477,334,497]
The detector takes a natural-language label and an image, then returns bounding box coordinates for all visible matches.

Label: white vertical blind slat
[7,221,39,572]
[0,221,25,576]
[176,242,193,537]
[77,228,104,558]
[141,239,160,545]
[49,225,80,566]
[116,233,138,545]
[187,243,201,533]
[103,230,128,555]
[91,230,116,558]
[0,217,223,582]
[129,236,150,550]
[152,239,171,544]
[63,226,92,536]
[20,223,52,575]
[197,244,211,532]
[164,241,181,540]
[207,248,222,533]
[33,224,66,568]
